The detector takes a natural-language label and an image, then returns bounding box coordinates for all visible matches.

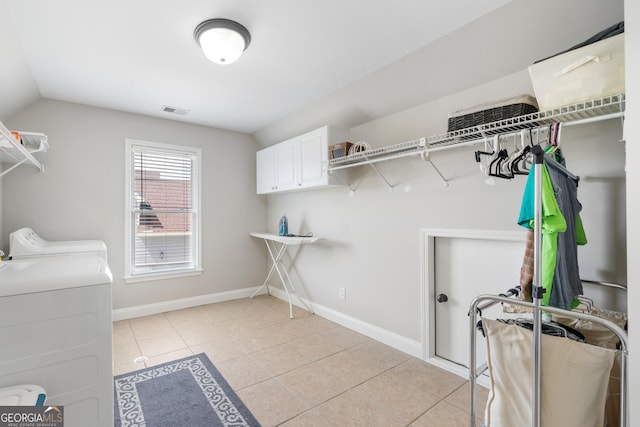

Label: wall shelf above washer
[0,121,48,177]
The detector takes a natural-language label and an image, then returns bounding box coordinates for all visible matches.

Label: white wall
[265,69,626,342]
[1,99,267,310]
[256,0,627,345]
[257,0,634,416]
[0,0,39,122]
[624,0,638,422]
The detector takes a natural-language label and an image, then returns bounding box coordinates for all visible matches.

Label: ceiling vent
[161,105,190,115]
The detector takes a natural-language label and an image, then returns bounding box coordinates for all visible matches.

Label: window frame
[124,138,202,283]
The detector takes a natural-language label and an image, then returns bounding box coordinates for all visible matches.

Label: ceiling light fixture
[194,18,251,65]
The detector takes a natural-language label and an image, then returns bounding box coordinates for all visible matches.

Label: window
[124,139,201,281]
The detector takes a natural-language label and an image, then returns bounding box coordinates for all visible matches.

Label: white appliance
[9,227,108,261]
[0,254,113,427]
[0,384,47,406]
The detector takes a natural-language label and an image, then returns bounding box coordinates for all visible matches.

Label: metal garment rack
[468,148,628,426]
[468,292,628,427]
[531,145,546,427]
[327,94,625,188]
[464,98,627,426]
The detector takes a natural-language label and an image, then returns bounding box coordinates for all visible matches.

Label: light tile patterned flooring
[113,295,488,427]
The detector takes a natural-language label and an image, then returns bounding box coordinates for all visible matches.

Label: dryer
[0,254,113,427]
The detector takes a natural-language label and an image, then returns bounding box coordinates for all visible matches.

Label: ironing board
[250,232,321,318]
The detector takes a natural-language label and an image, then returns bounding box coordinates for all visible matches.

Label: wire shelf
[0,122,48,177]
[328,94,625,171]
[427,93,625,149]
[328,137,426,167]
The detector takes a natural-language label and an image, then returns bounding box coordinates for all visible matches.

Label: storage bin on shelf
[528,33,625,112]
[447,94,539,132]
[328,141,352,159]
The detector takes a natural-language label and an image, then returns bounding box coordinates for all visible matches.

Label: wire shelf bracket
[421,151,449,187]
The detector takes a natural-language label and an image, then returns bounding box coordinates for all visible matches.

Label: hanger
[576,295,595,312]
[474,136,496,176]
[479,135,510,179]
[489,148,512,179]
[499,318,586,342]
[502,134,521,176]
[509,132,531,175]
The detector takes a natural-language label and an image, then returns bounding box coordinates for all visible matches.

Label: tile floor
[113,295,488,427]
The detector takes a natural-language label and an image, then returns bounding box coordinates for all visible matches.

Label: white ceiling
[2,0,511,134]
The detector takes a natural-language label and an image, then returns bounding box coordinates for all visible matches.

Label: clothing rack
[531,144,545,427]
[468,292,628,427]
[468,146,628,426]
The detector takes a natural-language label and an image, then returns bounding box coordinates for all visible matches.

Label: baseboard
[426,355,490,386]
[266,287,423,359]
[112,285,423,360]
[112,286,262,321]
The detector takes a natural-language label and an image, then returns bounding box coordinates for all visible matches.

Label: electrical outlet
[338,287,346,300]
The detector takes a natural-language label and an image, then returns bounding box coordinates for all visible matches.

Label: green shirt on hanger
[518,163,567,306]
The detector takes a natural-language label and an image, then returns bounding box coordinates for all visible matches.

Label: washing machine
[0,249,113,426]
[9,227,108,261]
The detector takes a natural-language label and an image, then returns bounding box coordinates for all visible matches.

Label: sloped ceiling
[1,0,512,133]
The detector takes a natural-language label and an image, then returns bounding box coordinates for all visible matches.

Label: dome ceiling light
[194,18,251,65]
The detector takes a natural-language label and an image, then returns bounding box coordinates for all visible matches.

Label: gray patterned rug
[114,353,261,427]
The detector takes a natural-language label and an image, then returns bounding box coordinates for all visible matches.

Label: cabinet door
[298,129,327,188]
[275,139,298,191]
[256,146,276,194]
[255,126,345,194]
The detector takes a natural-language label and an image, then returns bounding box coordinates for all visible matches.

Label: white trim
[419,228,525,379]
[265,287,423,359]
[123,138,202,279]
[420,228,526,242]
[112,285,423,360]
[112,286,261,321]
[124,268,204,284]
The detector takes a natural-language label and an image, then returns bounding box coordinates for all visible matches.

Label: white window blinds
[125,140,201,278]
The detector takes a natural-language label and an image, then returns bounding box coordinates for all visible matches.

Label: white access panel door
[424,230,525,373]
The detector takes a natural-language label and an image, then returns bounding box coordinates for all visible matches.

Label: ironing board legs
[250,239,314,318]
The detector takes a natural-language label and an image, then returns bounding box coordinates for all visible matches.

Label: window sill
[124,268,203,284]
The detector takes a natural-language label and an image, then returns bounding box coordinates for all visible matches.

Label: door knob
[436,293,448,303]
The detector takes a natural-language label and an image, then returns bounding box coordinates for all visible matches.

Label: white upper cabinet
[256,145,276,194]
[256,125,348,194]
[275,138,298,190]
[298,128,326,189]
